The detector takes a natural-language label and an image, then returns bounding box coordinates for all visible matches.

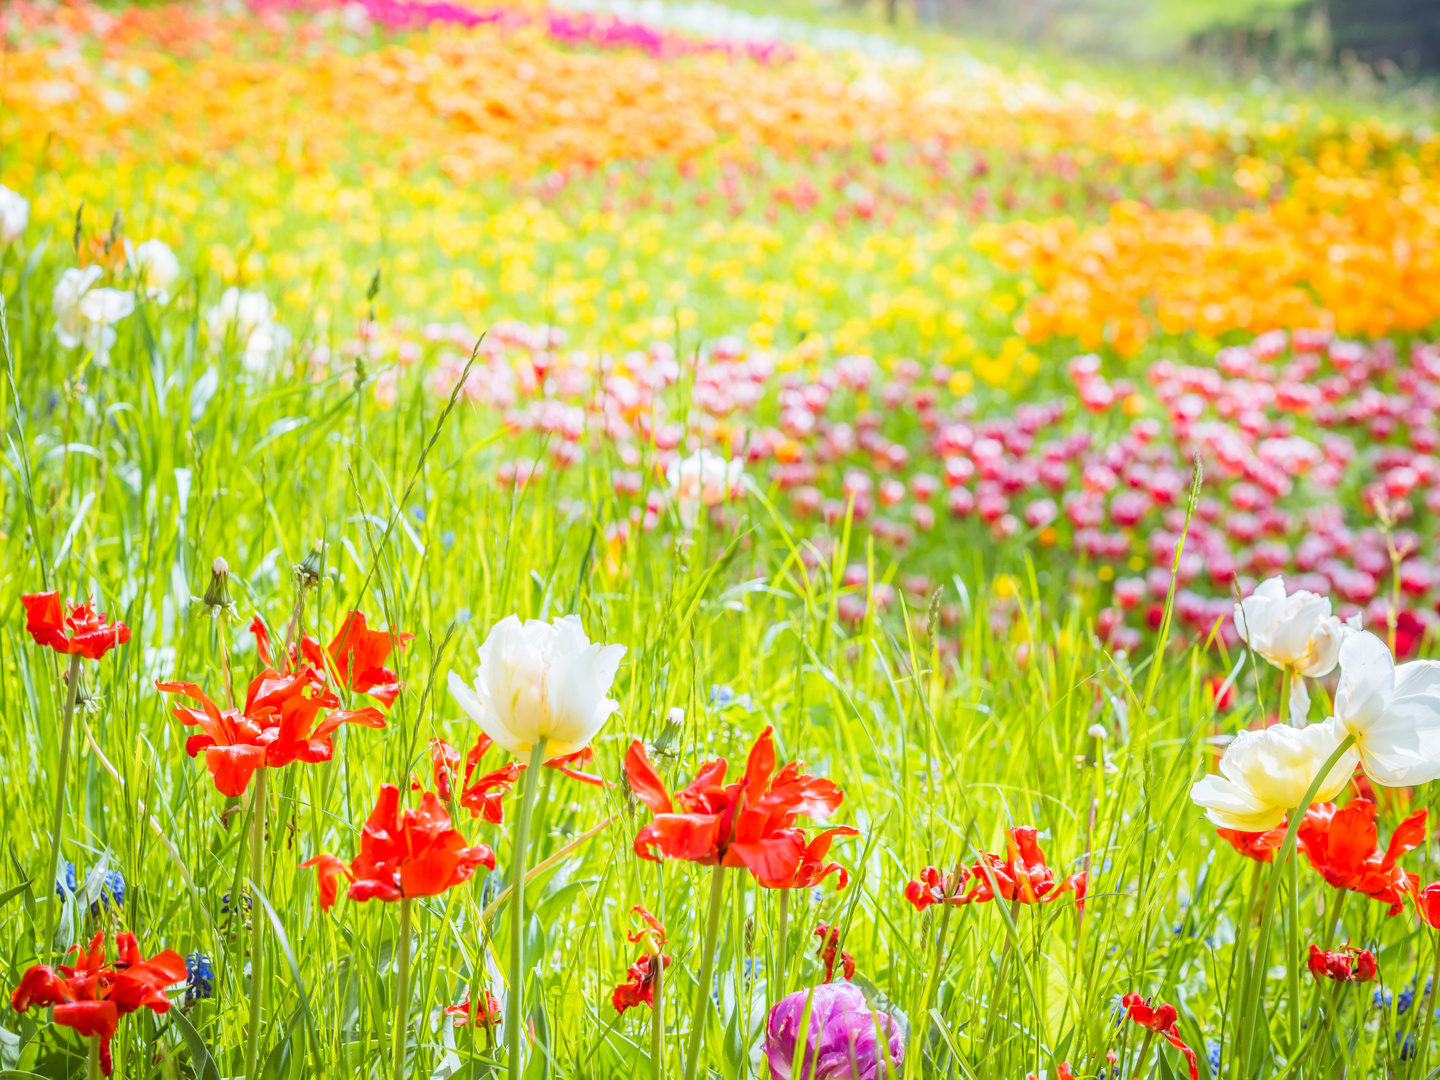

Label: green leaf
[169,1008,222,1080]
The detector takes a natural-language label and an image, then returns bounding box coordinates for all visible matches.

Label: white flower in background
[207,287,289,373]
[1332,629,1440,786]
[129,239,180,304]
[52,266,136,366]
[448,614,625,762]
[1235,575,1359,723]
[0,185,29,245]
[666,448,744,528]
[1189,717,1358,832]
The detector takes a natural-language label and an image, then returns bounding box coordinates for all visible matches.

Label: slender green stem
[1231,857,1264,1063]
[1415,927,1440,1077]
[87,1035,100,1080]
[776,889,789,996]
[508,733,548,1079]
[1134,1030,1157,1078]
[983,898,1024,1050]
[1279,668,1291,725]
[683,865,726,1080]
[43,652,82,952]
[245,767,267,1080]
[649,940,664,1080]
[1236,734,1356,1079]
[1286,850,1301,1051]
[394,896,413,1079]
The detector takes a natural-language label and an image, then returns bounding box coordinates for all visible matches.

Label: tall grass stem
[508,734,548,1079]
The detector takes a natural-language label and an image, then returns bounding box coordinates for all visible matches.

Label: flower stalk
[775,888,789,994]
[649,934,665,1080]
[1415,927,1440,1077]
[87,1034,101,1080]
[683,865,726,1080]
[44,652,82,952]
[1235,733,1357,1080]
[245,767,267,1080]
[394,896,413,1079]
[508,734,548,1078]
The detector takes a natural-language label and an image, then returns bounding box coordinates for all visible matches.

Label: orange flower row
[6,1,1231,183]
[977,156,1440,353]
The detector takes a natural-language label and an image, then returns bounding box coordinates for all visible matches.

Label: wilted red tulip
[444,731,605,825]
[1216,823,1287,862]
[22,592,130,660]
[1120,993,1198,1080]
[1297,799,1426,915]
[1306,943,1377,983]
[9,931,186,1076]
[944,827,1086,908]
[624,726,853,887]
[611,904,671,1015]
[301,783,494,908]
[157,667,384,796]
[903,865,971,911]
[812,923,855,984]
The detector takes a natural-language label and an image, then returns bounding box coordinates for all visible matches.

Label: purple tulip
[765,982,905,1079]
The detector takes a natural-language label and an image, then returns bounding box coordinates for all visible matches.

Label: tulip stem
[87,1035,100,1080]
[684,865,726,1080]
[508,734,548,1079]
[650,939,664,1080]
[394,896,413,1079]
[776,889,789,995]
[245,768,267,1080]
[1415,927,1440,1077]
[1286,850,1300,1052]
[1235,733,1356,1080]
[982,898,1023,1052]
[43,653,83,953]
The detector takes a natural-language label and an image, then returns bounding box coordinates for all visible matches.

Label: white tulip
[448,614,625,762]
[1234,575,1359,722]
[666,449,744,528]
[208,287,287,372]
[0,185,29,245]
[1332,629,1440,786]
[1189,717,1358,832]
[53,267,135,366]
[131,239,180,304]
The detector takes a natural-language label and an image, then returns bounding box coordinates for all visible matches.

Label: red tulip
[1120,993,1198,1080]
[157,667,384,797]
[1296,799,1426,916]
[1215,823,1287,862]
[300,609,413,708]
[445,989,502,1028]
[444,731,605,824]
[301,784,494,909]
[1306,943,1377,983]
[812,922,855,983]
[1413,880,1440,927]
[10,931,186,1077]
[21,592,130,660]
[624,726,852,887]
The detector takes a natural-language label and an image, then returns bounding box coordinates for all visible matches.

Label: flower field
[4,1,1440,1078]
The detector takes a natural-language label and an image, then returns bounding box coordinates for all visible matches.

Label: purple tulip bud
[765,982,905,1079]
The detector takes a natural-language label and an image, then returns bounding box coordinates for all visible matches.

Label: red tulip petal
[53,1000,119,1039]
[205,744,266,797]
[624,741,673,814]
